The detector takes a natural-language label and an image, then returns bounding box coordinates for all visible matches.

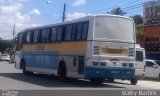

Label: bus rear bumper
[85,66,135,80]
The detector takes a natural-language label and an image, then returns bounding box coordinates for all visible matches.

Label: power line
[86,0,152,15]
[86,0,141,14]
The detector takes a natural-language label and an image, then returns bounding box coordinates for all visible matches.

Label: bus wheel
[107,78,114,83]
[90,78,105,84]
[58,62,67,80]
[21,60,33,75]
[130,79,138,85]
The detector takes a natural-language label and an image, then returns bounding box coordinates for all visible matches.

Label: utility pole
[62,4,66,22]
[13,23,15,41]
[12,23,16,51]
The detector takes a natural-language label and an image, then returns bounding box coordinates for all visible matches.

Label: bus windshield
[136,51,143,61]
[94,16,134,42]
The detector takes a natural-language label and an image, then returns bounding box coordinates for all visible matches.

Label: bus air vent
[93,46,100,55]
[128,48,134,56]
[78,56,85,74]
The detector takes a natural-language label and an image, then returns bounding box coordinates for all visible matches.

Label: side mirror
[153,65,157,68]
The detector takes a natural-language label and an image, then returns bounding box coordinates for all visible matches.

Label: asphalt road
[0,61,159,90]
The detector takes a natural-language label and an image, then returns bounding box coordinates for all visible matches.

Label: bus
[15,14,137,84]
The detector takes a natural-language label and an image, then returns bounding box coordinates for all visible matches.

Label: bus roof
[18,14,133,33]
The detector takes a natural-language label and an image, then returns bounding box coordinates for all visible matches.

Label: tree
[130,15,143,25]
[130,15,143,35]
[0,39,12,53]
[109,7,126,16]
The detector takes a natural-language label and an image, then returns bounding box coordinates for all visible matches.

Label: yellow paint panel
[100,48,128,56]
[22,42,87,52]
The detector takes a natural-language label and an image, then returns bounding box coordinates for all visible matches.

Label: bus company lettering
[145,18,160,25]
[36,45,45,50]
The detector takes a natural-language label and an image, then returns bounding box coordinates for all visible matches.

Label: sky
[0,0,152,39]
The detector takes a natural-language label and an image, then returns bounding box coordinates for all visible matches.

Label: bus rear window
[136,51,143,61]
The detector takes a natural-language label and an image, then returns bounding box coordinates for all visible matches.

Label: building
[143,0,160,60]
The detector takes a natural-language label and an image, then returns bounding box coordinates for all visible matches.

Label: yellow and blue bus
[15,14,137,84]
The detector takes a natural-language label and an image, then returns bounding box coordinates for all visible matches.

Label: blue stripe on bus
[85,66,135,79]
[22,51,58,69]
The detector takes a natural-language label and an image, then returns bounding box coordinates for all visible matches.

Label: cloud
[0,0,28,4]
[66,12,91,21]
[0,3,22,13]
[0,1,41,39]
[29,9,41,15]
[72,0,86,6]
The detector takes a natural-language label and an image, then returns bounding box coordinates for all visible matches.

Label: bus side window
[30,31,34,43]
[57,26,63,41]
[38,30,42,43]
[65,25,72,41]
[33,30,39,43]
[81,22,89,40]
[23,32,27,43]
[46,28,52,43]
[16,33,23,50]
[136,51,143,61]
[26,31,31,44]
[19,33,23,44]
[41,29,47,43]
[71,24,76,40]
[51,27,57,42]
[76,23,82,40]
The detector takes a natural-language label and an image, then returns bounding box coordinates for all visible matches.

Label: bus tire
[90,78,105,84]
[58,61,67,80]
[130,79,138,85]
[107,78,114,83]
[21,59,33,75]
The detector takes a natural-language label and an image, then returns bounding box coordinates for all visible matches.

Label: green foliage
[0,39,12,53]
[135,26,143,35]
[109,7,126,16]
[130,15,143,35]
[130,15,143,25]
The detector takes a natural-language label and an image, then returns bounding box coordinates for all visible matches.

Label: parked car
[0,54,10,63]
[144,59,160,79]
